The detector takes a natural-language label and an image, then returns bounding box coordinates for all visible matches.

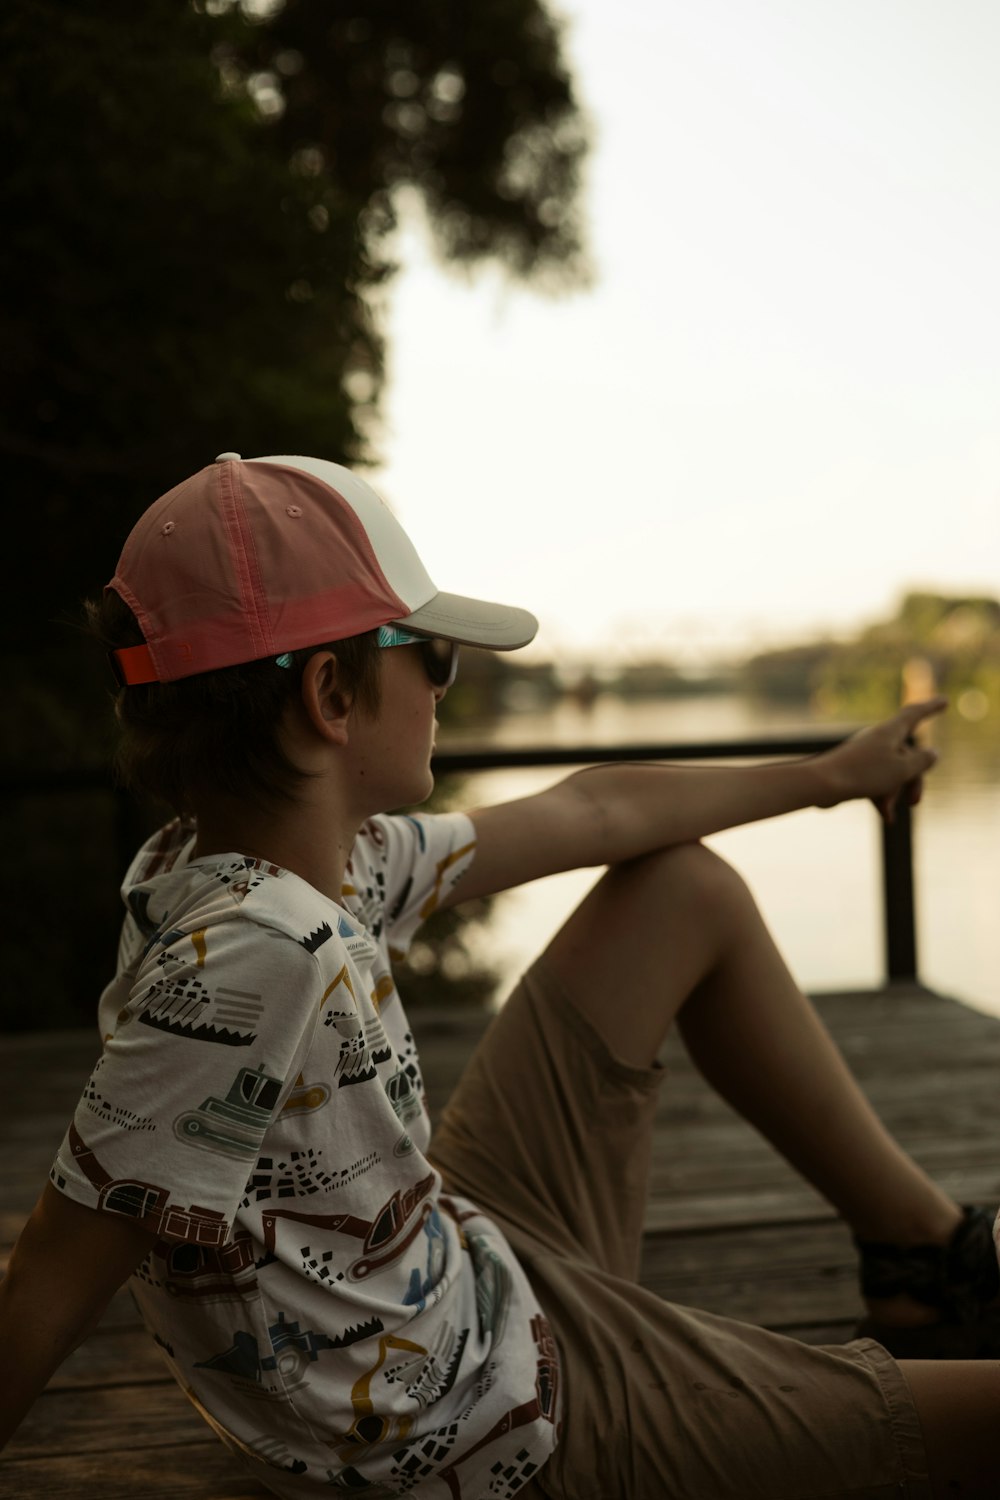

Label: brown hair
[86,589,382,815]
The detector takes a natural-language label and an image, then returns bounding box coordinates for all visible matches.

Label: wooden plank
[0,1442,267,1499]
[5,1381,233,1462]
[639,1218,861,1329]
[642,1171,1000,1234]
[42,1324,165,1390]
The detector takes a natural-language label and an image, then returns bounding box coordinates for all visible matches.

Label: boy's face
[344,643,446,815]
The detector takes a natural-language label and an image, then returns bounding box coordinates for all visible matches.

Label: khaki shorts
[429,962,931,1500]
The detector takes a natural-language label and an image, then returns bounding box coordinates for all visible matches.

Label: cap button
[215,451,241,462]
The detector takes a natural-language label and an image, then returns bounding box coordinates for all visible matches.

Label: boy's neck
[191,794,359,906]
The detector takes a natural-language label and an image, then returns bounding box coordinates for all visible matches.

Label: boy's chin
[411,769,436,805]
[385,768,436,813]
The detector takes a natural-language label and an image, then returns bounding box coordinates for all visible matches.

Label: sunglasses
[375,625,459,689]
[274,627,459,690]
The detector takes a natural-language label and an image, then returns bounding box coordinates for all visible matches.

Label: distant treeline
[438,592,1000,724]
[741,592,1000,718]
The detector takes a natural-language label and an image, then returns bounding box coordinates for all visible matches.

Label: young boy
[1,453,997,1498]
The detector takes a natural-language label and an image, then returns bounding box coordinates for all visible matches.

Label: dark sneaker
[854,1205,1000,1359]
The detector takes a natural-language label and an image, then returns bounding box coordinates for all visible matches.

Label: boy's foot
[854,1205,1000,1358]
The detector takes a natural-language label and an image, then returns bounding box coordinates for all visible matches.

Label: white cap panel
[249,455,437,613]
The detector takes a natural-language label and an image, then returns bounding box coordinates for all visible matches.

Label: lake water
[438,693,999,1018]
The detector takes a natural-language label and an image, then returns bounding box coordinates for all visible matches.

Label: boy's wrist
[803,752,844,810]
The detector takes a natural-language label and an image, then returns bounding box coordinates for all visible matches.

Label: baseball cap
[108,453,538,685]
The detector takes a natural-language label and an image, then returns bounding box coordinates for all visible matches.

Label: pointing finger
[900,697,949,730]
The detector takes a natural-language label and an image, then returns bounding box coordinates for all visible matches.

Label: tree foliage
[222,0,589,281]
[0,0,588,1030]
[743,592,1000,719]
[1,0,588,660]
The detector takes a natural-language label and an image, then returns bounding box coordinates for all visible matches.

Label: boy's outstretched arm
[0,1183,159,1449]
[444,699,946,906]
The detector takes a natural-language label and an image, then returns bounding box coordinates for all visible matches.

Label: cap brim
[396,591,538,650]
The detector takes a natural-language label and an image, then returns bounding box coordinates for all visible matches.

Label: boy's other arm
[443,699,946,906]
[0,1182,159,1449]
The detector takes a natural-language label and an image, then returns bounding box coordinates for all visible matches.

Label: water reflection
[439,693,999,1017]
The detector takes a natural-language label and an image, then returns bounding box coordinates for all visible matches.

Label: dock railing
[431,732,919,987]
[5,730,919,991]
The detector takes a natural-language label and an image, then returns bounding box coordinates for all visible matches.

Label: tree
[0,0,588,1027]
[224,0,589,283]
[1,0,588,661]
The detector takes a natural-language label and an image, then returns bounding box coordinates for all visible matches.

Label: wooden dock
[3,985,999,1499]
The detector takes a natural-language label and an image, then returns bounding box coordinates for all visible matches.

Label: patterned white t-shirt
[50,813,560,1498]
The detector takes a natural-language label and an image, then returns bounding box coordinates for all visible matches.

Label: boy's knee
[610,841,750,914]
[544,843,757,1005]
[598,842,761,957]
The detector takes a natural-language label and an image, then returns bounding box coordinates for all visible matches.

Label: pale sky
[370,0,1000,666]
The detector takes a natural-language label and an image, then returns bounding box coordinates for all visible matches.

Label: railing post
[881,797,918,985]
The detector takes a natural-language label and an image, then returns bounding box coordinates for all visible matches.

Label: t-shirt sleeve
[367,811,476,959]
[49,916,323,1246]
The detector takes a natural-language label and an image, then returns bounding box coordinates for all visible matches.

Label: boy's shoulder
[344,811,477,934]
[123,821,343,953]
[119,810,475,962]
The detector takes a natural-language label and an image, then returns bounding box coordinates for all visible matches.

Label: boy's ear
[300,652,354,744]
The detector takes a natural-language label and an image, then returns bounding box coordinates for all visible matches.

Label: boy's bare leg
[540,843,1000,1494]
[897,1361,1000,1499]
[541,843,960,1280]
